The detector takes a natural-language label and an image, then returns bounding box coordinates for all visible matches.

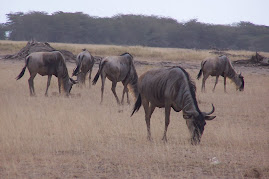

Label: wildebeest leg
[213,76,219,92]
[58,77,61,94]
[224,76,227,93]
[143,100,155,141]
[202,74,209,92]
[111,81,120,104]
[77,73,84,87]
[82,72,86,86]
[45,75,52,96]
[162,104,171,142]
[126,88,130,104]
[88,69,92,88]
[100,73,106,104]
[28,73,36,96]
[121,83,129,105]
[78,73,86,87]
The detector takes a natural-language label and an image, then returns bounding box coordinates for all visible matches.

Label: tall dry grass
[2,40,269,63]
[0,56,268,178]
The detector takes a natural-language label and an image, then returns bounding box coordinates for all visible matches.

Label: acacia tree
[0,24,6,39]
[4,12,269,52]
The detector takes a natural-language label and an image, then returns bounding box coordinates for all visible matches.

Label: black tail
[92,61,106,85]
[197,61,206,80]
[72,62,81,77]
[197,69,203,80]
[72,55,84,76]
[131,94,142,116]
[16,56,30,80]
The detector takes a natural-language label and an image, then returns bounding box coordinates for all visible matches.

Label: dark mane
[120,52,133,59]
[172,66,201,113]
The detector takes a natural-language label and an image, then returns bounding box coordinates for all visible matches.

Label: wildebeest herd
[16,50,245,145]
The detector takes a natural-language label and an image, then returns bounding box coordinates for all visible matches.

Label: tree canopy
[1,11,269,52]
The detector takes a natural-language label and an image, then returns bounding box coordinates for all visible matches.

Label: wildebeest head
[67,77,78,93]
[184,104,216,145]
[237,73,244,91]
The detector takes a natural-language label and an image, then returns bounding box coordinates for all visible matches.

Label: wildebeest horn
[70,78,78,84]
[202,104,215,116]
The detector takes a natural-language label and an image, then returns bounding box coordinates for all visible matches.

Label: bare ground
[0,55,268,178]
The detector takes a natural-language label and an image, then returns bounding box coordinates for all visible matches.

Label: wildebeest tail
[131,94,142,116]
[92,60,106,85]
[16,56,30,80]
[72,56,83,76]
[197,61,206,80]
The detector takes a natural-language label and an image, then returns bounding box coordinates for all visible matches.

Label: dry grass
[2,40,269,63]
[0,40,29,54]
[0,53,268,178]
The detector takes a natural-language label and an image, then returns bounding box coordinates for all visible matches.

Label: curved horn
[70,78,78,84]
[202,104,215,116]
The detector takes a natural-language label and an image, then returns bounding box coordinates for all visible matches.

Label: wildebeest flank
[16,51,77,96]
[72,49,95,87]
[92,52,138,105]
[197,55,244,92]
[131,66,216,145]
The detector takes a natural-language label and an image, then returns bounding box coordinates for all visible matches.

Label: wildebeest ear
[183,115,192,119]
[204,116,216,120]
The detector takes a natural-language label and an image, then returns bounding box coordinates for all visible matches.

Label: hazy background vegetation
[0,11,269,52]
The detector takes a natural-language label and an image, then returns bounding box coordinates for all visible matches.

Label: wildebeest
[131,66,216,145]
[92,52,138,105]
[16,51,77,96]
[197,55,244,92]
[72,49,95,87]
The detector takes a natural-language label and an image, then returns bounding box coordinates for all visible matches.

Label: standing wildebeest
[92,52,138,105]
[16,51,77,96]
[131,66,216,145]
[72,49,95,87]
[197,55,244,92]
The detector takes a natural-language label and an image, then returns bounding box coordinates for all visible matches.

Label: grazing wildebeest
[92,52,138,105]
[72,49,95,87]
[131,66,216,145]
[197,55,244,92]
[16,51,77,96]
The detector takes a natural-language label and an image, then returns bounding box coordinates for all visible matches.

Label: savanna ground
[0,41,269,178]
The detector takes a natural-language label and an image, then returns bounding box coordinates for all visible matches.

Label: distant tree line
[1,11,269,52]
